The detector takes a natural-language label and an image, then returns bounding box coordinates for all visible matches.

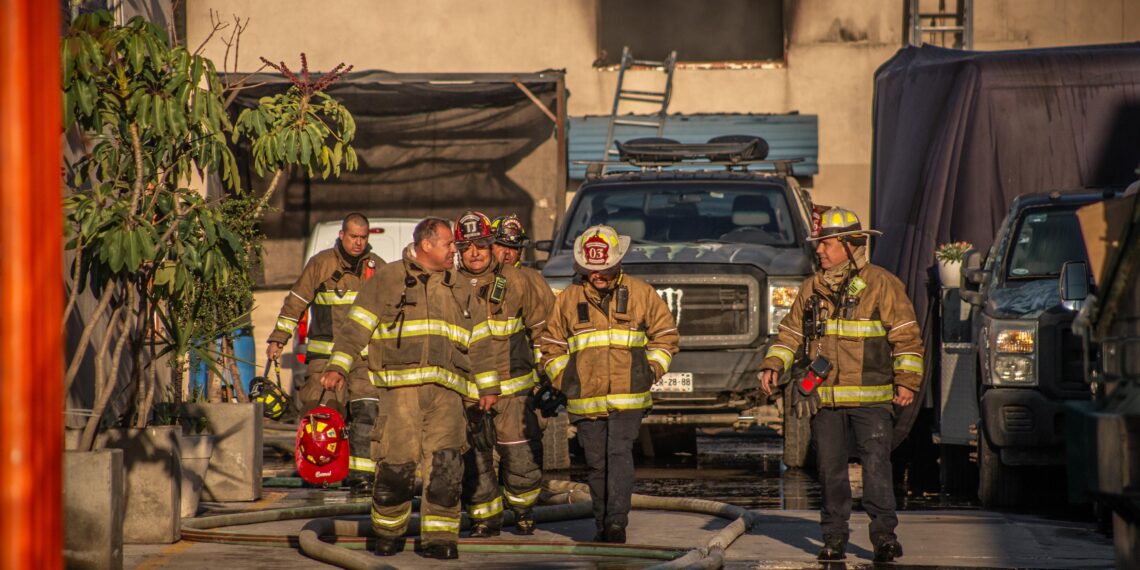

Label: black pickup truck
[537,138,818,464]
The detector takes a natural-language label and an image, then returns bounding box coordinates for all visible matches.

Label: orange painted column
[0,0,63,568]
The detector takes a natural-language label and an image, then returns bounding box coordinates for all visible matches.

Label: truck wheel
[977,434,1021,507]
[782,388,812,469]
[542,413,571,470]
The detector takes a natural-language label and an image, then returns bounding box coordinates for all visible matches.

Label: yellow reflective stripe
[501,370,538,396]
[421,516,460,534]
[818,385,893,405]
[371,505,412,529]
[349,306,379,331]
[503,487,540,507]
[469,320,494,344]
[647,348,672,373]
[568,329,648,352]
[369,367,478,399]
[349,456,376,473]
[373,319,472,347]
[765,344,795,371]
[468,497,503,520]
[314,291,357,305]
[307,339,335,355]
[823,319,887,338]
[474,370,500,390]
[275,317,298,334]
[567,392,652,415]
[894,354,924,374]
[533,347,543,362]
[486,317,524,337]
[544,355,569,379]
[329,351,354,372]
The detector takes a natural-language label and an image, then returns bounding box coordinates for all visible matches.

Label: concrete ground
[125,488,1114,569]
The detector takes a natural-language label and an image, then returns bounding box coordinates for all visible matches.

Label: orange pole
[0,0,63,568]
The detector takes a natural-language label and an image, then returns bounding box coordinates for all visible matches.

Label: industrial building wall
[186,0,1140,234]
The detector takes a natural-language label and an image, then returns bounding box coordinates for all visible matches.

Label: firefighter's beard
[820,244,868,292]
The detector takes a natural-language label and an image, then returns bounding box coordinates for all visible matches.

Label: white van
[292,217,421,373]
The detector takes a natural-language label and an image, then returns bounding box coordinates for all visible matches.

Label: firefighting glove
[467,405,497,452]
[534,381,567,418]
[791,386,820,418]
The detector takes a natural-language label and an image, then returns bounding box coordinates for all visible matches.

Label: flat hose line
[183,480,754,569]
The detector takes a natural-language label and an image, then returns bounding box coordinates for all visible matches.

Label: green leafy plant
[935,241,973,263]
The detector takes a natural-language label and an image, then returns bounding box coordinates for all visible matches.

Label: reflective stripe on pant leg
[494,395,543,513]
[371,461,416,538]
[420,384,466,544]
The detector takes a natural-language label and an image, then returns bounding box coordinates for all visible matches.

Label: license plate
[651,372,693,393]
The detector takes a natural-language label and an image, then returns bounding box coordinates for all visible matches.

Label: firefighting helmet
[491,214,529,248]
[454,211,494,247]
[806,207,882,242]
[295,406,350,484]
[573,225,631,272]
[249,374,289,421]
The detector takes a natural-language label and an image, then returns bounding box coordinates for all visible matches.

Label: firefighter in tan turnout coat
[453,211,555,537]
[540,225,679,544]
[320,217,499,560]
[266,213,383,487]
[759,207,923,564]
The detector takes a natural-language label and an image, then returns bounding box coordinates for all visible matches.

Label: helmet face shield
[491,214,529,248]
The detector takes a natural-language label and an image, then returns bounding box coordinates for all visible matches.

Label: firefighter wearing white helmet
[758,207,923,563]
[539,225,679,543]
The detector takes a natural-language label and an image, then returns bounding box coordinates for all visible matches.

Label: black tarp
[228,70,562,243]
[870,44,1140,319]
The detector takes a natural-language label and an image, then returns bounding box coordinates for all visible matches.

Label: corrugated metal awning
[569,113,818,179]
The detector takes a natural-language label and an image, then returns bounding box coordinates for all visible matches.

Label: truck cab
[538,138,817,463]
[960,189,1124,506]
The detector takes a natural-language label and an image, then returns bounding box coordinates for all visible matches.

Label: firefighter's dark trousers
[299,358,379,482]
[369,384,466,546]
[576,409,644,530]
[462,394,544,528]
[812,406,898,541]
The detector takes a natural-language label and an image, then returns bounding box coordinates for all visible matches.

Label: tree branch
[64,283,117,394]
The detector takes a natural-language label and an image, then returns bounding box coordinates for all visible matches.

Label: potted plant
[935,241,973,288]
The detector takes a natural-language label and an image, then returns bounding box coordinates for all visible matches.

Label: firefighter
[266,212,383,490]
[319,217,499,560]
[758,207,923,563]
[455,212,555,537]
[540,225,679,543]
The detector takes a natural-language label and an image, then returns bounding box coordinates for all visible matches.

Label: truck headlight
[990,322,1037,386]
[767,279,801,335]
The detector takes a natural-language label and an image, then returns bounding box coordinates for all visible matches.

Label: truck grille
[638,275,760,349]
[1058,328,1086,392]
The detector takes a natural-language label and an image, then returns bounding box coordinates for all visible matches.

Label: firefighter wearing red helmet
[266,212,383,491]
[320,216,498,560]
[455,211,555,537]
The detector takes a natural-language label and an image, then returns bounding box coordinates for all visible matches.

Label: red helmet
[454,211,494,246]
[295,406,350,484]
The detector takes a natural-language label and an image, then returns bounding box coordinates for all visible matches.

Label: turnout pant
[462,394,544,528]
[369,383,466,546]
[811,406,898,541]
[576,409,644,530]
[299,358,380,481]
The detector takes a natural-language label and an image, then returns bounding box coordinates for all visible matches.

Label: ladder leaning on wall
[602,46,678,161]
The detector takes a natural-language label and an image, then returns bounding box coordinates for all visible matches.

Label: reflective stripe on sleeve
[348,306,380,331]
[500,370,538,396]
[647,348,672,373]
[307,339,335,355]
[893,354,924,374]
[474,370,500,390]
[544,355,569,379]
[275,317,298,334]
[314,291,357,305]
[765,344,795,372]
[328,351,354,372]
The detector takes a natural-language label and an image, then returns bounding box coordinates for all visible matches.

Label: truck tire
[782,388,813,469]
[977,434,1022,507]
[542,413,571,470]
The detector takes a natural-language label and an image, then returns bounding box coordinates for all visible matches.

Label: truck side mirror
[535,240,553,253]
[1060,260,1090,301]
[961,249,990,289]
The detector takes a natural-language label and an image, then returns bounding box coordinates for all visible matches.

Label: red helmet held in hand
[295,406,350,484]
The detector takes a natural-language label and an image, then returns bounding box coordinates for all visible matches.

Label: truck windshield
[560,183,798,248]
[1005,207,1089,279]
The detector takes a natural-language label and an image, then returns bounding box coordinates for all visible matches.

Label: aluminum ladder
[908,0,973,49]
[602,46,678,161]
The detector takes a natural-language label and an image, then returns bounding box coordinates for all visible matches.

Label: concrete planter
[98,426,182,544]
[183,402,263,501]
[64,449,124,570]
[179,434,215,518]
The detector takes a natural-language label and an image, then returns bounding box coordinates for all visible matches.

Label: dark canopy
[870,44,1140,318]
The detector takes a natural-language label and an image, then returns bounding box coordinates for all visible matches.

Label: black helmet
[249,372,290,421]
[491,214,529,248]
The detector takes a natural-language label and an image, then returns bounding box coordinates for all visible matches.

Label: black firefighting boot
[602,525,626,544]
[420,542,459,560]
[468,521,501,538]
[817,534,848,561]
[872,533,904,563]
[373,536,404,556]
[514,511,536,535]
